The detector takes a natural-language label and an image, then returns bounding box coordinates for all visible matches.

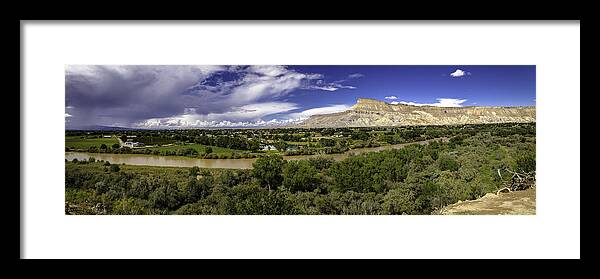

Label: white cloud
[435,98,467,107]
[209,102,298,121]
[134,101,299,128]
[450,69,470,77]
[385,96,398,100]
[136,117,303,129]
[187,65,339,104]
[304,73,359,92]
[247,65,288,77]
[287,104,351,120]
[395,98,468,107]
[389,101,399,105]
[309,85,339,92]
[65,113,72,118]
[304,83,356,92]
[134,103,352,128]
[227,67,310,104]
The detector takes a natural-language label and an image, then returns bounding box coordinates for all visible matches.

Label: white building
[124,142,143,148]
[261,145,277,151]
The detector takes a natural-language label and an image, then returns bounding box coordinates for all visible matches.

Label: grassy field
[66,160,224,176]
[65,136,118,149]
[145,143,237,154]
[286,141,310,145]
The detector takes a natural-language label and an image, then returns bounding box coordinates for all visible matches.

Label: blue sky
[65,65,535,128]
[287,65,535,107]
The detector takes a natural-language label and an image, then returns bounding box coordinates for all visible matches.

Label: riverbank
[66,137,448,169]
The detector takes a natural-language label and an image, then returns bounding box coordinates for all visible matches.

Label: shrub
[189,166,200,177]
[382,185,418,214]
[515,153,535,173]
[110,164,120,172]
[438,155,459,172]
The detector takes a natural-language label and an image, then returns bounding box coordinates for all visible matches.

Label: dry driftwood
[497,168,536,192]
[496,187,511,195]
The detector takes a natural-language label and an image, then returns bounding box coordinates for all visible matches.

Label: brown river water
[65,138,447,169]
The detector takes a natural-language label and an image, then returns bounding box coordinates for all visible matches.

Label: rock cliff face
[296,98,536,128]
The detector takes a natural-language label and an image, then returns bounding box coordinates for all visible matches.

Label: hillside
[297,98,536,128]
[439,188,536,215]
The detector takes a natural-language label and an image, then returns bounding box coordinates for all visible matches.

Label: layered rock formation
[297,98,536,128]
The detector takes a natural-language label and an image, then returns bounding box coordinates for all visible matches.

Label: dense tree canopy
[282,160,320,192]
[66,123,536,215]
[252,155,285,191]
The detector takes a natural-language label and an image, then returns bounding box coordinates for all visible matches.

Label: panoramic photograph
[64,65,536,215]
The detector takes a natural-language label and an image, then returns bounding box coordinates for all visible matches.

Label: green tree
[205,146,213,154]
[247,139,260,152]
[273,140,288,152]
[149,184,182,210]
[515,153,535,173]
[438,155,459,172]
[351,130,369,141]
[189,166,200,177]
[112,143,120,149]
[95,181,108,195]
[228,183,295,214]
[100,144,107,150]
[282,160,320,192]
[186,176,210,202]
[113,198,149,215]
[319,138,336,147]
[110,164,120,172]
[328,156,387,193]
[308,156,334,171]
[252,155,285,191]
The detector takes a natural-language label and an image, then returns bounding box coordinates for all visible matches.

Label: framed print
[21,20,580,259]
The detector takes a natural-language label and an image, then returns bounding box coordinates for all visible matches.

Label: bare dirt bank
[439,188,536,215]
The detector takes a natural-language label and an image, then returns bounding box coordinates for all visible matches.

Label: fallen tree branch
[500,168,536,191]
[497,187,511,195]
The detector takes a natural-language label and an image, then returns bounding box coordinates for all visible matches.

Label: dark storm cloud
[65,65,224,127]
[65,65,357,128]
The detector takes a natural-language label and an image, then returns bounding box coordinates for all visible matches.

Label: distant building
[261,145,277,151]
[103,135,111,138]
[124,142,143,148]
